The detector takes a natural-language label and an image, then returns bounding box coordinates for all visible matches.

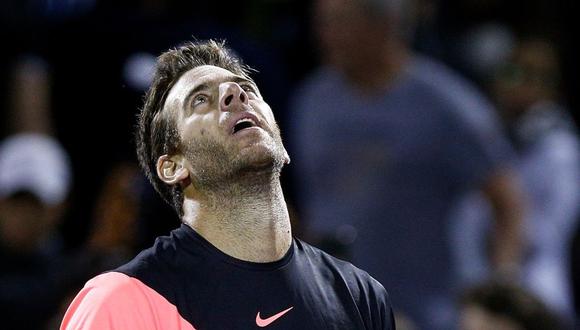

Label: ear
[156,155,190,186]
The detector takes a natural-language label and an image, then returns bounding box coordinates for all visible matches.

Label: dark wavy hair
[136,39,253,217]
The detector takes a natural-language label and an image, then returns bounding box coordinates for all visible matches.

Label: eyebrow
[231,76,257,87]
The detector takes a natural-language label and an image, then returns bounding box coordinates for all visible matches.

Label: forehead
[182,64,240,85]
[165,65,239,103]
[316,0,363,17]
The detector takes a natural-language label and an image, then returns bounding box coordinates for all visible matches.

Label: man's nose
[219,82,248,112]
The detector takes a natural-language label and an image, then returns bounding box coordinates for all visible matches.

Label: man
[0,56,75,330]
[455,38,580,323]
[0,133,73,330]
[289,0,525,328]
[60,40,395,329]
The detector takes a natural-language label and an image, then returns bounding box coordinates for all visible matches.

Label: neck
[181,170,291,263]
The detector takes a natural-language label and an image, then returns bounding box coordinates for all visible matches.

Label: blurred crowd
[0,0,578,329]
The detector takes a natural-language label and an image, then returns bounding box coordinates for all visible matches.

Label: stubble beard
[182,129,287,192]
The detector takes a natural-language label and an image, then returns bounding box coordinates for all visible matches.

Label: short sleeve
[367,278,396,330]
[349,269,396,330]
[60,272,195,330]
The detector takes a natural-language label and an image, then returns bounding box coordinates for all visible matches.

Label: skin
[483,171,525,274]
[492,40,560,121]
[0,194,62,253]
[313,0,409,93]
[488,41,562,271]
[156,65,291,263]
[460,305,523,330]
[315,0,525,274]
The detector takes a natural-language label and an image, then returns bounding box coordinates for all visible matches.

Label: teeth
[232,117,258,134]
[236,118,256,125]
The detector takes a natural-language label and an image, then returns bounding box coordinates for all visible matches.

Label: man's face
[162,65,289,187]
[492,41,558,117]
[314,0,385,72]
[0,193,47,252]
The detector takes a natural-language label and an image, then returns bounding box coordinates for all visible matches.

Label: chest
[155,266,367,330]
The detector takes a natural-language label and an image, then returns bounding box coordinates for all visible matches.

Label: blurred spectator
[452,38,580,324]
[6,55,54,135]
[430,0,565,87]
[0,134,71,251]
[86,162,141,265]
[494,39,579,324]
[289,0,525,328]
[45,162,143,329]
[0,133,73,329]
[459,281,564,330]
[0,54,76,329]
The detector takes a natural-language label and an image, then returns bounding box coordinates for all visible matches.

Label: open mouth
[232,117,258,134]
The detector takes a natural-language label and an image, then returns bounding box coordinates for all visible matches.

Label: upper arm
[351,271,396,330]
[481,168,525,213]
[60,272,195,330]
[528,132,580,221]
[374,282,396,330]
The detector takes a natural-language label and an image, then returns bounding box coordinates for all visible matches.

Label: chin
[236,143,286,173]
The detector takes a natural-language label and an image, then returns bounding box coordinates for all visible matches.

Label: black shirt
[63,224,395,329]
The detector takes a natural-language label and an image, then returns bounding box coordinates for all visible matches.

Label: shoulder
[407,55,499,123]
[115,228,185,278]
[296,239,389,299]
[60,272,195,330]
[81,271,142,296]
[60,272,149,328]
[295,240,395,329]
[408,55,486,101]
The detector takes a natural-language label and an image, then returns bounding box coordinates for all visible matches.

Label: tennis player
[60,39,395,330]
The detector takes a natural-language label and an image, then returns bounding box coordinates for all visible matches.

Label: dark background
[0,0,577,249]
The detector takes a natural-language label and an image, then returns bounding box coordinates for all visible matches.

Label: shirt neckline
[174,223,295,271]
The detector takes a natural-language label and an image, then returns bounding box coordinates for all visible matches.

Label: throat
[182,174,292,262]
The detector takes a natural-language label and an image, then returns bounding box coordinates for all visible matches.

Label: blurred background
[0,0,578,329]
